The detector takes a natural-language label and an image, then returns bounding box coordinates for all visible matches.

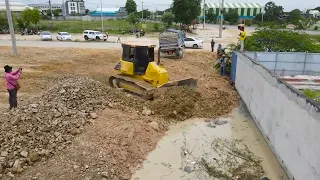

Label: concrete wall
[234,52,320,180]
[244,52,320,76]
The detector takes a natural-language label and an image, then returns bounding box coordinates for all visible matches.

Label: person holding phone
[3,65,22,110]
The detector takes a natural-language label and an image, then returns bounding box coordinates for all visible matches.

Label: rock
[20,151,28,158]
[183,166,192,173]
[13,159,21,168]
[215,119,228,125]
[149,121,159,131]
[0,164,3,173]
[90,113,98,119]
[15,167,24,174]
[59,89,66,94]
[54,112,62,118]
[28,151,40,162]
[108,103,114,108]
[85,165,89,169]
[142,109,152,116]
[101,171,109,178]
[7,172,14,178]
[73,165,79,169]
[173,110,177,115]
[30,104,38,108]
[0,151,8,157]
[70,128,80,135]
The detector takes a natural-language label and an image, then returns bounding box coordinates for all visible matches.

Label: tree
[224,9,238,25]
[264,1,284,22]
[127,13,138,26]
[0,12,8,29]
[125,0,137,14]
[85,9,90,14]
[136,9,152,19]
[207,8,217,23]
[53,9,60,17]
[314,7,320,12]
[244,29,320,52]
[161,12,175,28]
[172,0,201,26]
[254,13,262,23]
[288,9,301,24]
[21,8,41,26]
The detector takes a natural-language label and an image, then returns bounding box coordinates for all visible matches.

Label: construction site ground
[0,46,288,180]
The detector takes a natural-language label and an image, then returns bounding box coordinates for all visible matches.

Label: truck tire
[177,50,184,59]
[96,36,100,41]
[193,44,198,49]
[84,35,89,40]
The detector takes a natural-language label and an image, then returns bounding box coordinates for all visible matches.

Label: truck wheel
[96,36,100,41]
[193,44,198,49]
[177,50,184,59]
[84,36,88,40]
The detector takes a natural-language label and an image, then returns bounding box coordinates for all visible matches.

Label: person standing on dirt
[211,39,215,52]
[217,54,227,76]
[3,65,22,110]
[117,34,121,43]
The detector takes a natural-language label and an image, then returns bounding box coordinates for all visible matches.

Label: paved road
[0,40,122,49]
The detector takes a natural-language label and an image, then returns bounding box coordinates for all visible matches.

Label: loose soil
[0,46,238,180]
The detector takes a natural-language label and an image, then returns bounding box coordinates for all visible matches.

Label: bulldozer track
[109,75,155,100]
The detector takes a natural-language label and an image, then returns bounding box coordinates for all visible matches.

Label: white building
[63,0,85,15]
[0,1,32,12]
[28,4,62,14]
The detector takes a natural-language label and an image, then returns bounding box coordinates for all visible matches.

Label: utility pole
[219,0,224,38]
[4,0,17,55]
[203,0,205,29]
[100,0,104,31]
[141,1,144,21]
[48,0,54,27]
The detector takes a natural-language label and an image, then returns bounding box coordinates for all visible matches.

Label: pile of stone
[0,76,110,176]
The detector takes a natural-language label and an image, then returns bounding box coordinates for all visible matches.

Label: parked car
[184,37,203,49]
[56,32,72,41]
[83,30,107,41]
[40,31,52,41]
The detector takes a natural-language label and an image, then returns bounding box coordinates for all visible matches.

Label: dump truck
[158,28,185,59]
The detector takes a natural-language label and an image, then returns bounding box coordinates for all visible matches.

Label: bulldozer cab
[122,43,155,75]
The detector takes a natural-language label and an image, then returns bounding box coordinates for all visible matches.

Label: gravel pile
[0,76,111,176]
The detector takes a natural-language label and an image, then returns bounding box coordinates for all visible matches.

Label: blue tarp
[89,11,117,17]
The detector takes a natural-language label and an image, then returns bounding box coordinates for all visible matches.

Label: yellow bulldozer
[109,42,197,99]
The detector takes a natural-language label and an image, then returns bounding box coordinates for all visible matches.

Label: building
[28,4,62,14]
[64,0,85,15]
[205,3,263,19]
[89,7,127,19]
[0,1,32,12]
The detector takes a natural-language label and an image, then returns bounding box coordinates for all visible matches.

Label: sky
[11,0,320,12]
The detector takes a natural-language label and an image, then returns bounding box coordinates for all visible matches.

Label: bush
[153,23,160,31]
[244,29,320,52]
[315,26,319,30]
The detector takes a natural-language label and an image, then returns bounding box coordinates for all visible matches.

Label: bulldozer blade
[161,78,197,88]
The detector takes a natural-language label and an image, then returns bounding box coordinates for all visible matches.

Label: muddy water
[131,107,289,180]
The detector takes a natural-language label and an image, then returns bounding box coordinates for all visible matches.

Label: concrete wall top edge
[235,52,320,113]
[244,51,320,55]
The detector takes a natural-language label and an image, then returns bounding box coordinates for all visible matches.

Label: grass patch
[36,20,173,34]
[311,35,320,43]
[303,89,320,103]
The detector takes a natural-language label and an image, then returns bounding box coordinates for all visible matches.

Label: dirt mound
[148,86,238,121]
[150,86,200,121]
[0,76,116,176]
